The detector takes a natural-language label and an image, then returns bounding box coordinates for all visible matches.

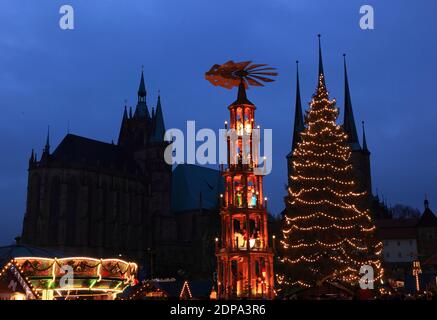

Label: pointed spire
[362,121,368,152]
[291,60,305,153]
[44,126,50,154]
[138,67,146,97]
[122,103,128,121]
[343,54,360,150]
[237,80,247,102]
[129,106,133,119]
[151,92,166,142]
[118,102,129,146]
[317,34,326,88]
[135,68,150,119]
[232,80,254,106]
[41,126,50,163]
[425,194,429,210]
[29,149,35,164]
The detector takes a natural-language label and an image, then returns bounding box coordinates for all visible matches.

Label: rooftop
[171,164,224,213]
[50,134,138,175]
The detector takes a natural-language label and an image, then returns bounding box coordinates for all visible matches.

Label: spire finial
[123,106,128,120]
[157,91,161,105]
[45,125,50,154]
[362,120,368,151]
[138,68,146,97]
[122,99,128,120]
[425,194,429,209]
[296,60,300,87]
[29,148,35,163]
[157,90,161,106]
[135,67,149,118]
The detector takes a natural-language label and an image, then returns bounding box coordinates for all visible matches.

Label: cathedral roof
[171,164,224,213]
[51,134,138,175]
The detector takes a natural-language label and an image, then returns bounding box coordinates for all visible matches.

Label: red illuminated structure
[206,61,276,299]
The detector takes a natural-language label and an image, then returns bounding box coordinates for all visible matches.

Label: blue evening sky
[0,0,436,244]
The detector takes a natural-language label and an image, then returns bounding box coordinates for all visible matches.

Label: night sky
[1,0,436,245]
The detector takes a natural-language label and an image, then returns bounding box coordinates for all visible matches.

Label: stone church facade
[20,71,180,276]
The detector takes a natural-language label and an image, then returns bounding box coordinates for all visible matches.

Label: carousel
[0,245,137,300]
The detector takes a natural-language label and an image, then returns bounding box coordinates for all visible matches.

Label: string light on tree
[278,35,383,293]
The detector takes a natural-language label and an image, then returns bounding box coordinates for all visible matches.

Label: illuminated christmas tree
[279,37,383,291]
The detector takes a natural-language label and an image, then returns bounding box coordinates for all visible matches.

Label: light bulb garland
[278,68,383,291]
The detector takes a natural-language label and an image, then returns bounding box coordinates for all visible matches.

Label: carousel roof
[0,245,138,299]
[0,244,66,265]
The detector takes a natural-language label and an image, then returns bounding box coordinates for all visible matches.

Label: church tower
[118,70,152,150]
[21,68,174,268]
[286,51,372,201]
[286,61,304,188]
[342,54,372,196]
[216,82,275,299]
